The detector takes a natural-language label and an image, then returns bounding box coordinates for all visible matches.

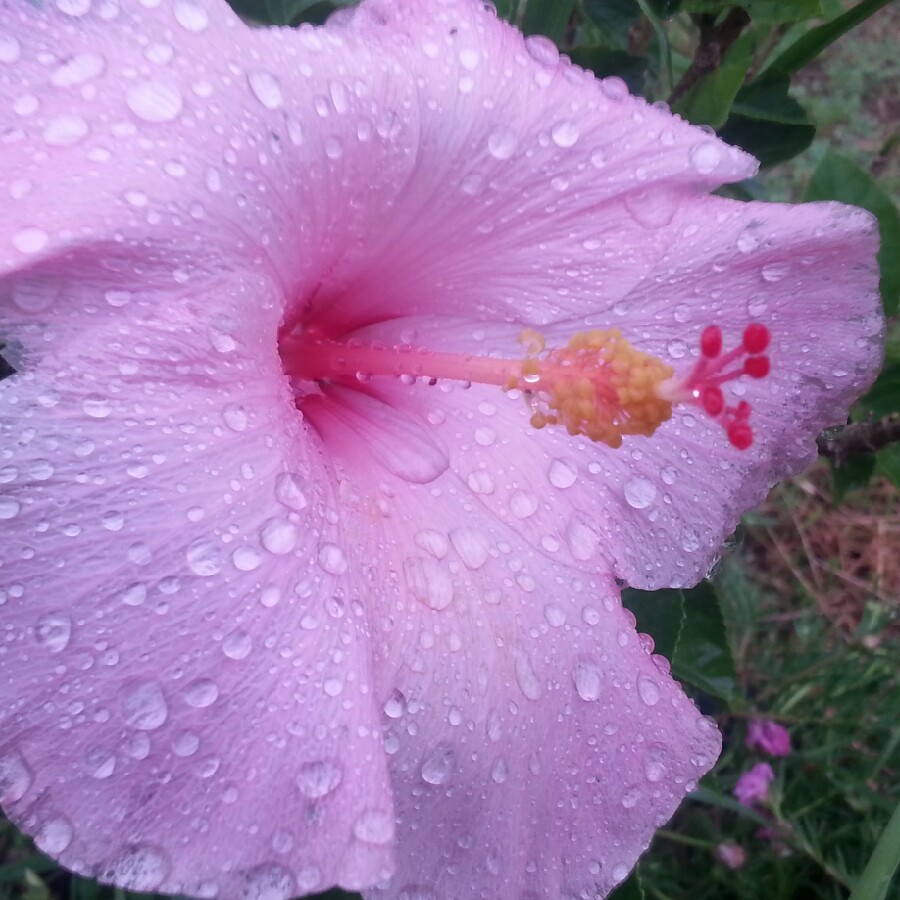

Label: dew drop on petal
[35,613,72,653]
[173,0,209,32]
[0,498,21,520]
[421,743,456,785]
[35,816,73,854]
[186,539,222,576]
[487,128,517,160]
[12,227,48,255]
[689,141,722,174]
[0,750,33,803]
[231,545,261,572]
[184,678,218,708]
[103,846,171,893]
[260,518,297,555]
[353,809,395,845]
[624,476,656,509]
[548,458,577,489]
[573,660,602,702]
[551,120,579,148]
[317,543,348,575]
[296,760,342,798]
[247,70,283,110]
[222,629,252,660]
[126,81,183,123]
[637,675,661,707]
[120,681,168,730]
[51,52,105,87]
[514,651,543,700]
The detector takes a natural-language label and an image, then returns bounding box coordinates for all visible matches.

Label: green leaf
[848,792,900,900]
[831,453,876,502]
[719,76,815,167]
[803,151,900,316]
[672,581,737,702]
[672,29,755,128]
[622,588,684,659]
[581,0,641,50]
[858,365,900,420]
[522,0,576,43]
[876,445,900,492]
[567,47,648,94]
[763,0,895,79]
[684,0,821,23]
[224,0,354,25]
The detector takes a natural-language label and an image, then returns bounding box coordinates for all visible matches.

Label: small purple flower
[734,762,776,807]
[746,718,792,757]
[714,842,747,870]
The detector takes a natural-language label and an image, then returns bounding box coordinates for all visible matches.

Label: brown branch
[817,414,900,464]
[668,8,752,106]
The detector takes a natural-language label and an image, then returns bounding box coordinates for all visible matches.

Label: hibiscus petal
[303,444,719,899]
[0,264,394,895]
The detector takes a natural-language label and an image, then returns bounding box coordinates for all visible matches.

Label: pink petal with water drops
[0,259,397,894]
[294,409,721,897]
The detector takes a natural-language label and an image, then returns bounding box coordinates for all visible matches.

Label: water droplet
[84,747,116,779]
[222,403,248,432]
[509,490,538,518]
[247,70,283,110]
[637,675,661,706]
[231,545,261,572]
[240,864,295,900]
[490,757,509,784]
[184,678,219,708]
[0,34,21,64]
[35,816,73,854]
[222,629,252,660]
[524,34,559,66]
[296,760,342,798]
[487,128,517,160]
[514,651,543,700]
[121,681,168,730]
[761,262,788,282]
[173,0,208,31]
[543,603,566,627]
[0,750,32,803]
[126,81,183,123]
[611,863,631,884]
[186,539,222,576]
[56,0,91,15]
[449,528,489,570]
[104,846,170,892]
[404,557,454,610]
[317,543,348,575]
[353,809,395,845]
[0,498,20,520]
[736,227,760,254]
[259,518,297,555]
[421,743,456,785]
[12,226,49,255]
[689,141,722,174]
[573,660,603,701]
[624,477,656,509]
[548,458,577,489]
[621,787,641,809]
[273,472,308,510]
[35,613,72,653]
[51,52,105,87]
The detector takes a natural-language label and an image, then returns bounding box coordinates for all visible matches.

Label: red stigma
[742,323,770,354]
[701,326,722,358]
[665,323,772,451]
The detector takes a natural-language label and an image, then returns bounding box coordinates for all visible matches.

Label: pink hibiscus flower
[0,0,882,898]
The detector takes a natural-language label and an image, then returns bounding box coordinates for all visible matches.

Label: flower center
[280,323,770,450]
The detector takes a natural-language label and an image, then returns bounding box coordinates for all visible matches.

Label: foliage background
[1,1,898,899]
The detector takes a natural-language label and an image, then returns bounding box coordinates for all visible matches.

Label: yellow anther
[516,328,674,448]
